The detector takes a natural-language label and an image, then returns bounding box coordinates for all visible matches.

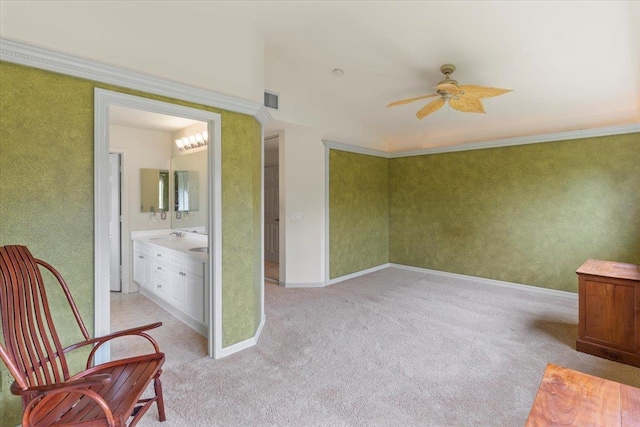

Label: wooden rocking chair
[0,245,166,426]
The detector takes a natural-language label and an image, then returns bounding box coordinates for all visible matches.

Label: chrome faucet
[170,231,184,238]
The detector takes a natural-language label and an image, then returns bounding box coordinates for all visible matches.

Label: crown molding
[389,124,640,158]
[323,140,390,158]
[324,124,639,159]
[0,37,272,125]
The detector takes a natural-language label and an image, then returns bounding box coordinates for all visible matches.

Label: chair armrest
[87,322,163,345]
[63,322,163,368]
[65,322,163,353]
[11,373,112,396]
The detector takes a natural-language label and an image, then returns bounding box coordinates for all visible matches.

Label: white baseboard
[139,288,208,336]
[218,315,266,358]
[282,281,327,288]
[389,263,577,299]
[327,263,392,285]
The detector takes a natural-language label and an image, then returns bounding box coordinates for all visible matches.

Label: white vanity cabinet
[133,240,154,291]
[184,263,205,324]
[132,237,207,336]
[152,258,170,301]
[167,253,205,323]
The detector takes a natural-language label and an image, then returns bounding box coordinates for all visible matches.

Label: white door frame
[94,88,223,363]
[108,152,122,292]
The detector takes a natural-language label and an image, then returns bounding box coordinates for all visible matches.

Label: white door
[264,166,279,262]
[109,153,121,292]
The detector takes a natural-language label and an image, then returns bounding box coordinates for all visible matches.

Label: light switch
[289,211,303,220]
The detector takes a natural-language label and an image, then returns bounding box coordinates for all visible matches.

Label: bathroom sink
[189,247,208,253]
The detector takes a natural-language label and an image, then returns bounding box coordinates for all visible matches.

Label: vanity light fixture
[175,130,208,151]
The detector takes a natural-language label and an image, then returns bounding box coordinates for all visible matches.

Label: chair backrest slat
[22,252,65,384]
[0,246,71,389]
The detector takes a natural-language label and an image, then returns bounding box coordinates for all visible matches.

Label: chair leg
[154,372,166,422]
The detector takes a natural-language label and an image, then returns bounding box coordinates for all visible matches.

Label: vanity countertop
[132,230,208,262]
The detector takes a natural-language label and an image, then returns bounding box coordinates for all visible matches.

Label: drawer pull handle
[157,267,162,270]
[138,255,144,259]
[157,253,161,257]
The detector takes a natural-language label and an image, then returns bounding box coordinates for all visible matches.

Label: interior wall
[0,61,263,424]
[280,125,326,285]
[0,2,265,102]
[110,124,172,232]
[252,123,263,330]
[264,53,384,150]
[389,133,640,292]
[220,114,263,346]
[329,150,389,279]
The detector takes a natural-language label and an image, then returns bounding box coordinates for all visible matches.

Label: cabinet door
[585,279,636,350]
[154,264,169,301]
[168,266,185,310]
[143,257,154,290]
[185,272,204,323]
[133,251,145,285]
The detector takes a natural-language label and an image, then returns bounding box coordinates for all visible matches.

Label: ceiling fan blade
[435,83,460,95]
[416,97,445,119]
[449,96,486,113]
[387,93,439,108]
[458,85,512,99]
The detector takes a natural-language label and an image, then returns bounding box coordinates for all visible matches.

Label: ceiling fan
[387,64,512,119]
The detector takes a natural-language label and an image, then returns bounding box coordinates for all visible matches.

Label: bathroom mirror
[174,170,199,212]
[171,151,207,233]
[140,168,169,212]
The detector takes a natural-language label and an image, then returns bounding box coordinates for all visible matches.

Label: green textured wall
[0,61,262,423]
[390,133,640,291]
[253,121,263,330]
[220,113,262,347]
[329,150,390,279]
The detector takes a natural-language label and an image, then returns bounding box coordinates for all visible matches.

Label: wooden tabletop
[576,259,640,281]
[525,363,640,426]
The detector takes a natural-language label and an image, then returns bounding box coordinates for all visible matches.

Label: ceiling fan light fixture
[387,63,512,119]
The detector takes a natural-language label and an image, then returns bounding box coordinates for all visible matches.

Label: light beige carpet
[265,260,279,281]
[138,267,640,426]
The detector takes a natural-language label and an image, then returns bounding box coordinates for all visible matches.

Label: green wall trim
[0,61,262,423]
[329,149,390,279]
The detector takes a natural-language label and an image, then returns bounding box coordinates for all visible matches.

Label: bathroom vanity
[132,231,208,336]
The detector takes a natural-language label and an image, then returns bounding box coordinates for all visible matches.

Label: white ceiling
[251,1,640,150]
[64,1,639,151]
[109,106,201,132]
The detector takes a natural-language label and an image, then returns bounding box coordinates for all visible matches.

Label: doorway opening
[95,89,223,364]
[107,106,210,366]
[264,134,280,284]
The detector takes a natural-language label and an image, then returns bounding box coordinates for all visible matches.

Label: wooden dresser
[526,363,640,426]
[576,259,640,367]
